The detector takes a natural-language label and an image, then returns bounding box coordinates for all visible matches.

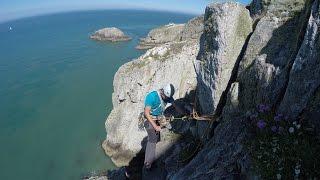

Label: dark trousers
[144,120,160,165]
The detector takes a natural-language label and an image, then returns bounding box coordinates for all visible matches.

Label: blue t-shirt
[144,91,174,116]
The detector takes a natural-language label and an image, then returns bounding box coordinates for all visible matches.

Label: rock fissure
[214,30,255,117]
[90,1,320,179]
[279,0,320,119]
[275,0,315,110]
[299,83,320,117]
[195,2,253,115]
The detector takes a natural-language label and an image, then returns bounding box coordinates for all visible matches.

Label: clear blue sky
[0,0,251,23]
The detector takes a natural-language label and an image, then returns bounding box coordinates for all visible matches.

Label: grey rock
[279,0,320,119]
[136,16,204,50]
[195,2,252,115]
[177,15,204,41]
[172,116,250,179]
[249,0,263,16]
[90,27,131,42]
[222,82,240,118]
[250,0,306,17]
[84,176,108,180]
[172,0,317,179]
[103,40,199,166]
[135,23,185,50]
[94,0,320,179]
[237,0,310,112]
[301,86,320,136]
[172,82,249,179]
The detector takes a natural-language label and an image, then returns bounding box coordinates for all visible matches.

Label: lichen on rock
[237,0,312,112]
[279,0,320,119]
[195,2,252,115]
[95,0,320,179]
[103,34,199,167]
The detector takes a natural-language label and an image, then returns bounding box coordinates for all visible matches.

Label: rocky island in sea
[90,27,131,42]
[87,0,320,179]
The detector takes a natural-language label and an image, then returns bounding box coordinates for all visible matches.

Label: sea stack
[90,27,131,42]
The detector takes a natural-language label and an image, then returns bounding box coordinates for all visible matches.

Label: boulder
[90,27,131,42]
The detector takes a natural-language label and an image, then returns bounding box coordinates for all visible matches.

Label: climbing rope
[137,88,220,163]
[174,90,220,163]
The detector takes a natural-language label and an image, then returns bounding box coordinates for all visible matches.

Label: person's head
[160,83,175,100]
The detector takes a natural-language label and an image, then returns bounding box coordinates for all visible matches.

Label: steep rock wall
[279,0,320,119]
[195,3,252,115]
[103,34,200,166]
[97,0,320,179]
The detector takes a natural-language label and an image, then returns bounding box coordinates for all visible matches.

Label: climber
[143,83,184,170]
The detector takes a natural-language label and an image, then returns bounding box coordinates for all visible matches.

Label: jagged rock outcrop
[95,0,320,179]
[136,17,204,50]
[174,0,319,178]
[250,0,307,17]
[177,15,204,41]
[279,0,320,119]
[195,3,252,115]
[135,23,185,50]
[90,27,131,42]
[302,86,320,136]
[103,36,199,166]
[237,0,311,112]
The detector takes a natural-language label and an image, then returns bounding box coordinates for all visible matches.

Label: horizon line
[0,7,203,24]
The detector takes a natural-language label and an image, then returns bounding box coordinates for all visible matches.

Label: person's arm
[144,106,161,132]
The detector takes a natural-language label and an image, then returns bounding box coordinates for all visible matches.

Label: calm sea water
[0,10,194,180]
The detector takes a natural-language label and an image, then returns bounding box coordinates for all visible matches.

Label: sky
[0,0,251,23]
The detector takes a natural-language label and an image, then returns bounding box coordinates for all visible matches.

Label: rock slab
[195,2,252,115]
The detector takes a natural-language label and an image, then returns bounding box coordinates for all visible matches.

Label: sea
[0,10,194,180]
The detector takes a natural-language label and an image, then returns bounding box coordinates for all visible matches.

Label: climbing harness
[175,90,220,164]
[138,88,220,164]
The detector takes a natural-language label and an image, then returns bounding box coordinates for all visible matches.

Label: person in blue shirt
[143,83,182,170]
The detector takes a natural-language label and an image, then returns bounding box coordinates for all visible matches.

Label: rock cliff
[135,23,185,50]
[195,3,252,115]
[102,15,203,166]
[97,0,320,179]
[135,17,204,50]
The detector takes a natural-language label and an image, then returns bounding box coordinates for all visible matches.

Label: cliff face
[195,3,252,115]
[174,0,320,179]
[136,16,204,50]
[135,23,186,50]
[237,0,309,114]
[102,16,204,167]
[101,0,320,179]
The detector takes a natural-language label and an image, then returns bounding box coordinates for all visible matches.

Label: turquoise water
[0,10,194,180]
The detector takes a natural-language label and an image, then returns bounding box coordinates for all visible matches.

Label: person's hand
[154,125,162,132]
